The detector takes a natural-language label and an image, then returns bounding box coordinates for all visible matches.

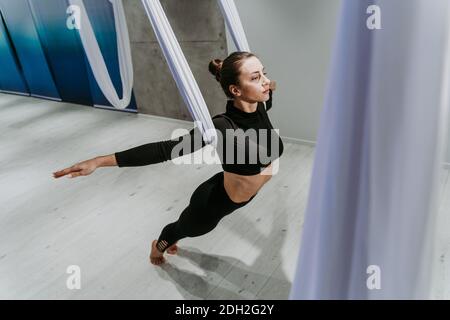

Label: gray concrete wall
[123,0,228,121]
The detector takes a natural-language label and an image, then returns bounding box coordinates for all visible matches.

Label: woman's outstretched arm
[114,126,205,167]
[52,116,243,178]
[53,126,204,179]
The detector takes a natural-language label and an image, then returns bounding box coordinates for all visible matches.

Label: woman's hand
[269,80,277,91]
[53,158,99,179]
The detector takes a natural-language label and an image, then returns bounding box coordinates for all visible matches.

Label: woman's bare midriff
[223,163,274,203]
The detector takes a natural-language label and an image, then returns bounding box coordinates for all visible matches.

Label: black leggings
[156,171,256,252]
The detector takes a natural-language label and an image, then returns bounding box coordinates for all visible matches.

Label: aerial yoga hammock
[68,0,134,110]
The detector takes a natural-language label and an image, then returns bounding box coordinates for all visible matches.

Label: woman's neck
[232,98,258,113]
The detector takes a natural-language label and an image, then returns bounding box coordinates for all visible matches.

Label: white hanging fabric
[290,0,450,299]
[217,0,250,52]
[68,0,134,110]
[217,1,272,110]
[141,0,217,145]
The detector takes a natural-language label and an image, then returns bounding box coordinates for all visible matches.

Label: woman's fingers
[68,171,83,178]
[269,80,277,91]
[53,165,81,178]
[53,168,71,178]
[52,170,65,178]
[53,162,95,179]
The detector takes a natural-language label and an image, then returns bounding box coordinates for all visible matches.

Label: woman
[53,51,284,265]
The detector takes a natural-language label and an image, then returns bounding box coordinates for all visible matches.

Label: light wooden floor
[0,93,448,299]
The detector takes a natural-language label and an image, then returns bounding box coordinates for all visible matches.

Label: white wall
[226,0,342,143]
[447,118,450,164]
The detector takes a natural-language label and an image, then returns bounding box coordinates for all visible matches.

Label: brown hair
[208,51,257,99]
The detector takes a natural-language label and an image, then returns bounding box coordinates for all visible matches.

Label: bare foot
[150,240,166,265]
[166,242,178,255]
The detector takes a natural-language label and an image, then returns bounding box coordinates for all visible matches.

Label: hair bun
[208,59,223,82]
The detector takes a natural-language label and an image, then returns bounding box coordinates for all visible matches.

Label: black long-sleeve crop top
[114,90,284,176]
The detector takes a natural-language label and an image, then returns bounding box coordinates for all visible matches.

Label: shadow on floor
[155,200,292,299]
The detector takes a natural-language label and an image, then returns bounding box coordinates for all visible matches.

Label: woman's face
[231,56,271,103]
